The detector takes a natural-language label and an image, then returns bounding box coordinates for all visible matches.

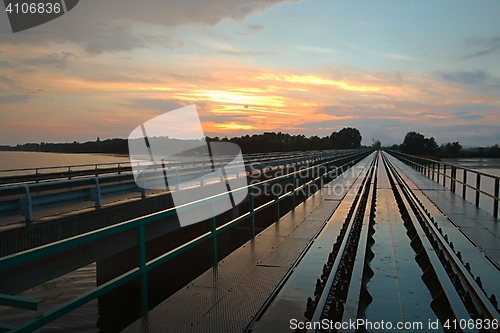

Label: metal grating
[122,155,375,333]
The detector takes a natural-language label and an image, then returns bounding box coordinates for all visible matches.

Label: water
[442,157,500,170]
[0,151,129,177]
[0,151,127,332]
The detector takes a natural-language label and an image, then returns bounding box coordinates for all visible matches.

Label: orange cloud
[255,74,383,92]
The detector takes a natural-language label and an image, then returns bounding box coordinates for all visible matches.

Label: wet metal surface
[251,156,375,333]
[123,152,500,332]
[364,188,440,330]
[385,153,500,300]
[124,155,375,333]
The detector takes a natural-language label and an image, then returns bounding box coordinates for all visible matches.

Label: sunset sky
[1,0,499,147]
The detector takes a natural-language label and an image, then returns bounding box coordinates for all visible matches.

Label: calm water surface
[0,152,128,332]
[0,151,128,174]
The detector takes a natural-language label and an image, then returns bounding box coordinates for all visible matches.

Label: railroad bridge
[0,150,499,333]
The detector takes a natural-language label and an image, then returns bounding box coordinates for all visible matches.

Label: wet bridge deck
[124,151,500,333]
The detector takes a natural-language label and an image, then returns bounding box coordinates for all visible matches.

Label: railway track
[289,152,500,332]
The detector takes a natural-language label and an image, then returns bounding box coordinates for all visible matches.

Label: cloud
[437,70,492,85]
[218,48,276,56]
[199,40,275,56]
[0,0,294,54]
[294,45,337,54]
[236,24,264,35]
[463,36,500,58]
[125,98,183,114]
[21,51,76,69]
[379,52,417,61]
[0,94,31,104]
[435,70,500,96]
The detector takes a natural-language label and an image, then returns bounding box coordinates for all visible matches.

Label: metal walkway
[123,155,375,333]
[250,151,500,333]
[385,153,500,266]
[121,150,500,333]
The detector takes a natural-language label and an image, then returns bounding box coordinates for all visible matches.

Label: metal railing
[0,150,342,186]
[388,150,500,218]
[0,151,353,222]
[0,150,371,333]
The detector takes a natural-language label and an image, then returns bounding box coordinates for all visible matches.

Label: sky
[0,0,499,147]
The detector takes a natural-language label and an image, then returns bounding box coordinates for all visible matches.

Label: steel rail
[306,154,378,331]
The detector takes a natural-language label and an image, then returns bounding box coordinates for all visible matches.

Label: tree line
[208,127,362,154]
[389,131,500,158]
[0,127,363,155]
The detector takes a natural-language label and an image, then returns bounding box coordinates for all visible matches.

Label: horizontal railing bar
[0,152,353,222]
[0,294,41,311]
[392,151,500,181]
[0,150,340,175]
[391,152,499,199]
[7,267,143,333]
[0,152,340,188]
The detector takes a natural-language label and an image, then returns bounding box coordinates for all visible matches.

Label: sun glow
[178,89,287,108]
[214,122,254,131]
[256,74,383,92]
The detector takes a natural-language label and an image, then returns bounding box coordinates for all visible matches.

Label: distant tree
[401,132,438,155]
[424,137,438,154]
[401,132,426,154]
[439,142,462,157]
[388,144,401,151]
[487,144,500,157]
[331,127,362,149]
[373,140,382,149]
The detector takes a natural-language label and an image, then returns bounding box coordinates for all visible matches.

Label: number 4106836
[5,2,61,14]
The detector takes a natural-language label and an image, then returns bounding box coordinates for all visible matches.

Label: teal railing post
[475,173,481,207]
[451,166,456,193]
[437,163,440,183]
[250,187,255,237]
[443,164,447,187]
[320,167,324,193]
[138,224,148,316]
[462,170,467,199]
[275,180,280,222]
[494,178,499,219]
[211,201,218,265]
[432,162,435,180]
[302,171,307,199]
[292,174,296,209]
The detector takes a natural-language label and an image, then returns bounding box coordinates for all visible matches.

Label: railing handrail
[390,150,500,181]
[387,150,500,218]
[0,150,342,175]
[0,151,342,191]
[0,150,363,222]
